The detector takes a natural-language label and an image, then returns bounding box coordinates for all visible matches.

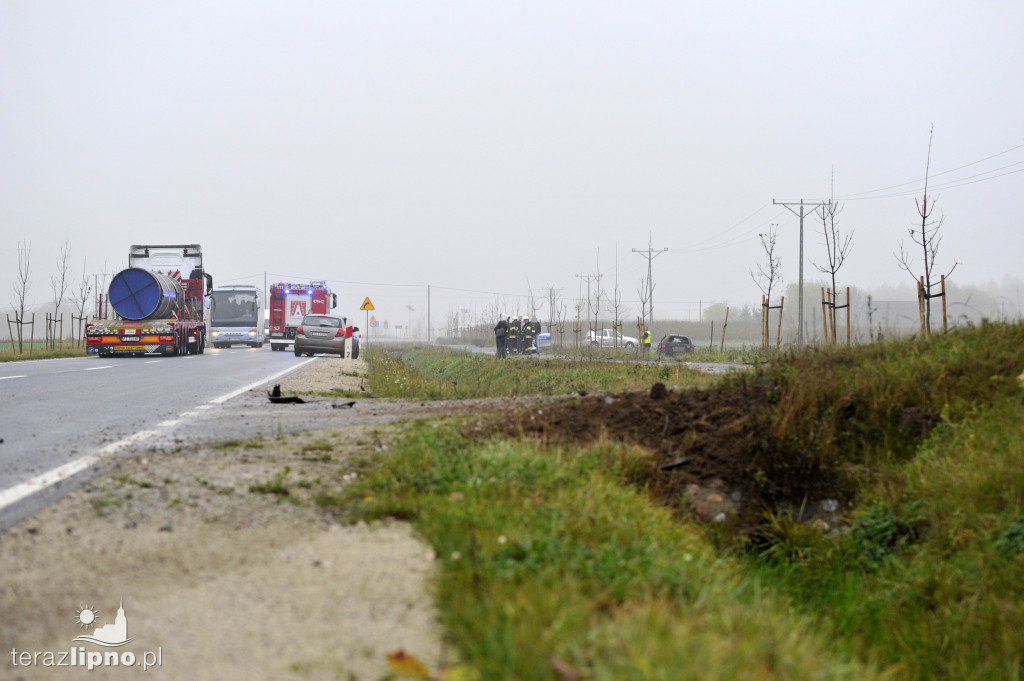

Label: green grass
[748,393,1024,680]
[249,467,292,496]
[0,343,88,361]
[365,344,722,399]
[344,428,887,680]
[729,319,1024,468]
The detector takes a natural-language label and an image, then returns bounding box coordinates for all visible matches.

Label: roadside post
[360,297,375,348]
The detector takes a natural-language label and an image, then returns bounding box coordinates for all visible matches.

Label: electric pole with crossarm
[772,198,830,346]
[631,234,667,332]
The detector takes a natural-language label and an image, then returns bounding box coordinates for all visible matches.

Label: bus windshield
[209,291,259,326]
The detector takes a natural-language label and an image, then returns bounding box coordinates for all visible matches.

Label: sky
[3,1,1023,334]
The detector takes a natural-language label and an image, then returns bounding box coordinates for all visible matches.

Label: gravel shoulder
[0,356,459,681]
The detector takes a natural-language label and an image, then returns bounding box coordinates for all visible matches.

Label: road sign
[370,315,377,322]
[360,297,375,311]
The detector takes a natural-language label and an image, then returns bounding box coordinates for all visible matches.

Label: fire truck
[268,281,337,351]
[85,244,212,356]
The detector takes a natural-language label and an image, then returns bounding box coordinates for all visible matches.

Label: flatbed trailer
[86,318,205,356]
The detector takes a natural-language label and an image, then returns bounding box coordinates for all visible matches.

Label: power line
[836,141,1024,201]
[840,163,1024,201]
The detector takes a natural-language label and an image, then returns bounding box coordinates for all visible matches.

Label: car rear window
[302,316,341,328]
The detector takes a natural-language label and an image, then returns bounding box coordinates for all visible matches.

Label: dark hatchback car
[293,314,360,358]
[659,334,695,356]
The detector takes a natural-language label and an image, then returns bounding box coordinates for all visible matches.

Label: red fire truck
[268,281,338,351]
[85,244,211,356]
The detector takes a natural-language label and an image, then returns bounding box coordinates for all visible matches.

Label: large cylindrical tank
[108,268,185,321]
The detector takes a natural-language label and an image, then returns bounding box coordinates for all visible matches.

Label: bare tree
[9,240,32,351]
[572,295,585,350]
[751,224,783,303]
[636,276,650,330]
[751,224,783,347]
[49,239,72,347]
[576,253,603,345]
[813,175,853,334]
[544,285,565,347]
[71,257,92,346]
[896,125,959,331]
[445,307,460,340]
[524,280,543,321]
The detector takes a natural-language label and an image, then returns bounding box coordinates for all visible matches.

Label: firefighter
[507,316,520,355]
[494,315,509,358]
[522,316,535,354]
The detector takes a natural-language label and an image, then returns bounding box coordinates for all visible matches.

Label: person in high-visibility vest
[642,328,652,354]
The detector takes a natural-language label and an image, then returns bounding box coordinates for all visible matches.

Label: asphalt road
[0,346,314,529]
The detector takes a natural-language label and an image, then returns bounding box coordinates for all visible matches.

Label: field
[339,323,1024,680]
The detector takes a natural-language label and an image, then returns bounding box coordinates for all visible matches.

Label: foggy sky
[3,1,1023,331]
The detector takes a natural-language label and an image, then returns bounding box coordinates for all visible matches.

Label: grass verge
[342,427,889,680]
[365,344,722,399]
[342,322,1024,679]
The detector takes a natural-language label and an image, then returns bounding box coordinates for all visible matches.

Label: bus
[206,284,265,348]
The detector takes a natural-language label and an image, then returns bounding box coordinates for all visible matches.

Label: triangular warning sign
[360,297,375,311]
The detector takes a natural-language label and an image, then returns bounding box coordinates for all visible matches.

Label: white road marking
[0,430,159,513]
[1,359,315,516]
[0,375,26,380]
[208,358,317,405]
[84,365,113,371]
[157,420,181,427]
[145,360,162,364]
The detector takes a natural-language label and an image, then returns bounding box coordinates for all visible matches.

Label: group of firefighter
[493,315,540,358]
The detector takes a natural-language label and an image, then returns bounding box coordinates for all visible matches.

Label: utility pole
[631,234,667,331]
[575,273,601,339]
[772,198,830,346]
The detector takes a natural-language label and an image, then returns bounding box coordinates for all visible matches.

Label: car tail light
[335,327,345,338]
[296,325,304,335]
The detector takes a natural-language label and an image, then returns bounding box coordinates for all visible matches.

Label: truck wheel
[198,334,205,354]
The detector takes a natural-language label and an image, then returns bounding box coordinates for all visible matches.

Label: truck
[267,281,337,351]
[206,284,265,348]
[85,244,211,356]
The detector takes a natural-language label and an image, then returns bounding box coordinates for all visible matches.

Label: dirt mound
[485,383,848,529]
